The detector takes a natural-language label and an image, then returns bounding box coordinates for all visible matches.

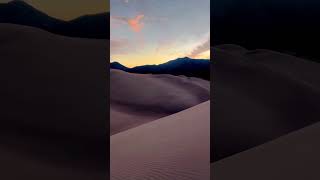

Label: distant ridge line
[0,0,109,39]
[110,57,210,80]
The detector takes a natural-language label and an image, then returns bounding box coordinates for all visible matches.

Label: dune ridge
[111,101,210,180]
[213,44,320,161]
[212,121,320,180]
[0,23,108,179]
[0,1,109,39]
[110,69,210,135]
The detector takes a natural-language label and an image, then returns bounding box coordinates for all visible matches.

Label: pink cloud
[111,14,145,33]
[128,14,145,32]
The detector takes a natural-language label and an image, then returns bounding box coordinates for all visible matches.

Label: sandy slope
[111,101,210,180]
[0,148,104,180]
[212,44,320,161]
[0,23,108,179]
[110,69,210,135]
[212,121,320,180]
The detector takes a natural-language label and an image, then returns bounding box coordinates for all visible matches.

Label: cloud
[110,39,130,54]
[111,36,145,55]
[128,14,145,32]
[111,14,145,33]
[189,37,210,58]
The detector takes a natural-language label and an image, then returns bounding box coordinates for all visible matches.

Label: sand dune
[110,69,210,135]
[212,121,320,180]
[218,44,320,88]
[111,101,210,180]
[6,22,320,179]
[213,44,320,161]
[0,23,108,179]
[0,147,104,180]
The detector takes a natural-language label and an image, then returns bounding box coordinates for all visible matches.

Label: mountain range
[0,0,108,39]
[111,57,211,80]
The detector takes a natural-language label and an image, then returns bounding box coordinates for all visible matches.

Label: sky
[0,0,109,20]
[111,0,210,67]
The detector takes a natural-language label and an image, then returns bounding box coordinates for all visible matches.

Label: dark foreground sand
[111,101,210,180]
[213,44,320,161]
[211,44,320,180]
[110,69,210,135]
[0,23,108,179]
[212,121,320,180]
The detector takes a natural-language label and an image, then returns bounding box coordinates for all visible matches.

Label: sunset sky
[111,0,210,67]
[0,0,109,20]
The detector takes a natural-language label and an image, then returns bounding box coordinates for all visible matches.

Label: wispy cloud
[189,36,210,58]
[111,36,145,55]
[111,14,145,33]
[110,39,130,54]
[128,14,145,32]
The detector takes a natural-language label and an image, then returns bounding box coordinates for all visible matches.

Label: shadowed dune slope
[0,147,104,180]
[212,121,320,180]
[0,1,109,39]
[110,69,210,135]
[213,44,320,161]
[111,101,210,180]
[0,23,108,179]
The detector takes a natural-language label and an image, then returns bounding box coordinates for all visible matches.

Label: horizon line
[110,56,211,68]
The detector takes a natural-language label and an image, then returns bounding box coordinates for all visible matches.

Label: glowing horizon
[111,0,210,67]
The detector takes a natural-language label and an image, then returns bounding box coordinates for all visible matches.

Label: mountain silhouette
[111,57,210,80]
[0,0,108,39]
[110,61,128,71]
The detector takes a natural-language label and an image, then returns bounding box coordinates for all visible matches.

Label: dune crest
[111,101,210,180]
[110,69,210,135]
[212,121,320,180]
[213,45,320,161]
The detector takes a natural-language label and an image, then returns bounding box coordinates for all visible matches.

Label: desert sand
[0,23,211,179]
[212,121,320,180]
[111,101,210,180]
[0,23,108,179]
[212,44,320,161]
[5,22,320,180]
[110,69,210,135]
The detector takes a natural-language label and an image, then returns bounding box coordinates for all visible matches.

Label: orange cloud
[128,14,145,32]
[111,14,145,33]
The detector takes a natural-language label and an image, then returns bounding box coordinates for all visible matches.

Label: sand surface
[0,23,211,179]
[212,121,320,180]
[213,44,320,161]
[111,101,210,180]
[110,69,210,135]
[212,46,320,179]
[0,23,108,179]
[4,23,319,180]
